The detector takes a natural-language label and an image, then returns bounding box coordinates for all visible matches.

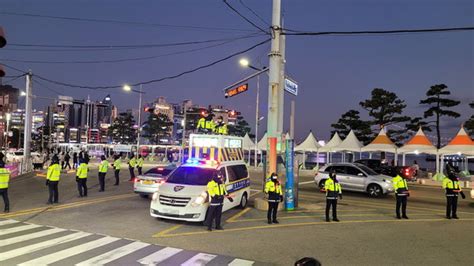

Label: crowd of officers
[0,154,469,223]
[196,112,228,135]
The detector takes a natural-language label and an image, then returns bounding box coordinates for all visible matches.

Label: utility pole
[23,70,33,172]
[254,74,260,168]
[180,103,187,163]
[266,0,283,176]
[136,85,143,155]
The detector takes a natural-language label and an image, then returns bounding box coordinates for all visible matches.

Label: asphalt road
[1,165,473,266]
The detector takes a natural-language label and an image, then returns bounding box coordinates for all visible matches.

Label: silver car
[314,163,394,197]
[133,165,176,198]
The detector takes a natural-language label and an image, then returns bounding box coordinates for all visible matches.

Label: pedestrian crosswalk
[0,219,256,266]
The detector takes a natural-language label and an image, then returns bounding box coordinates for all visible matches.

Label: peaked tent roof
[333,130,363,152]
[319,132,342,152]
[361,127,397,153]
[257,132,268,151]
[295,131,321,152]
[398,128,437,154]
[242,133,255,150]
[439,126,474,155]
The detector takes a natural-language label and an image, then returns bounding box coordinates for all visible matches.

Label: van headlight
[152,192,159,201]
[192,192,208,207]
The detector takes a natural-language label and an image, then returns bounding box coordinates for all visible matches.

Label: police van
[150,134,250,222]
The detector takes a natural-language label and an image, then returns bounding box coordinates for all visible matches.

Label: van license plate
[143,180,153,185]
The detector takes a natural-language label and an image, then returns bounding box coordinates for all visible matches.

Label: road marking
[299,181,315,185]
[137,247,183,265]
[0,219,18,226]
[76,241,150,265]
[0,227,65,247]
[0,193,135,218]
[18,236,119,265]
[227,208,251,223]
[156,218,474,238]
[0,224,40,236]
[229,258,255,266]
[152,224,184,238]
[0,231,91,262]
[181,253,217,266]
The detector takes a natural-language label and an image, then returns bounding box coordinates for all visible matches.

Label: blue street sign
[285,139,295,210]
[284,78,298,96]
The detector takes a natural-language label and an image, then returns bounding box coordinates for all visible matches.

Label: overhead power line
[0,11,255,33]
[238,0,270,27]
[31,38,271,90]
[223,0,269,35]
[8,33,263,49]
[282,26,474,36]
[1,35,266,64]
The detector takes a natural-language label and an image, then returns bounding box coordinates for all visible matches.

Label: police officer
[392,169,410,219]
[76,158,89,197]
[0,159,10,213]
[324,170,342,222]
[46,156,61,204]
[136,155,144,175]
[98,155,108,192]
[205,172,231,231]
[113,155,121,185]
[265,172,283,224]
[197,111,215,134]
[214,116,228,135]
[128,155,137,181]
[443,164,466,219]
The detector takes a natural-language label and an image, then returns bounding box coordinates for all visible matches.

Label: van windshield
[166,166,216,186]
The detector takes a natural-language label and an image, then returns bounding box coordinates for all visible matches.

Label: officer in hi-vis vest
[0,158,10,213]
[265,173,283,224]
[46,156,61,204]
[443,163,466,219]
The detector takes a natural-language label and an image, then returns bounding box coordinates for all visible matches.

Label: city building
[0,84,19,149]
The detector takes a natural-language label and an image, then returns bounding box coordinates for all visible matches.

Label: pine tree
[464,101,474,137]
[420,84,460,148]
[107,112,136,144]
[330,110,372,145]
[228,116,252,137]
[143,113,174,144]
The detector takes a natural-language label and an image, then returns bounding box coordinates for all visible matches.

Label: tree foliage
[465,101,474,137]
[330,110,372,145]
[228,116,252,137]
[420,84,460,148]
[143,113,174,144]
[107,112,136,144]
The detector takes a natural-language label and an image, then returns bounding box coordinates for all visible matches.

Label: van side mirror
[358,173,364,177]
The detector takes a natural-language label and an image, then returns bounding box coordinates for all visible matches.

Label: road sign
[224,83,248,98]
[58,95,73,105]
[113,145,132,152]
[285,78,298,96]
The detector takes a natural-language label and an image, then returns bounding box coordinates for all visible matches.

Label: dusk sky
[1,0,473,143]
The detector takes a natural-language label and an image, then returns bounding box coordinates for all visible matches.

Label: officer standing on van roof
[265,173,283,224]
[205,172,232,231]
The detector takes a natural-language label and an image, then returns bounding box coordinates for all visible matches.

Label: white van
[150,158,250,222]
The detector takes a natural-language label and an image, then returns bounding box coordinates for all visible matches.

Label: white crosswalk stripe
[76,241,150,265]
[0,224,41,236]
[0,231,91,261]
[0,227,65,247]
[181,253,217,266]
[19,236,120,265]
[0,219,257,266]
[137,247,183,265]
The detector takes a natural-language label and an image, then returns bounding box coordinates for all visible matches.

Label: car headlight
[191,192,208,207]
[152,192,159,201]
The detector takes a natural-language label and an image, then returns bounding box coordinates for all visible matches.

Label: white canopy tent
[257,132,268,151]
[361,127,398,165]
[398,128,437,167]
[295,131,321,169]
[242,133,255,164]
[438,127,474,178]
[333,130,363,162]
[319,132,342,163]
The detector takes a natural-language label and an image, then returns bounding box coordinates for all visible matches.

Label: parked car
[314,163,394,197]
[133,165,177,198]
[354,159,415,180]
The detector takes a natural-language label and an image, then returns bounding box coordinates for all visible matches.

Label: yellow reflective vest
[197,118,215,131]
[0,168,10,189]
[442,177,462,195]
[207,180,227,197]
[137,157,144,167]
[47,163,61,181]
[129,157,137,167]
[113,159,121,170]
[99,160,108,173]
[77,163,88,179]
[214,124,228,135]
[392,175,408,195]
[265,180,283,202]
[324,178,342,199]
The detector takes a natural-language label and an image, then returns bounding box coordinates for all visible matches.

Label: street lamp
[239,58,265,168]
[3,112,11,151]
[123,84,144,155]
